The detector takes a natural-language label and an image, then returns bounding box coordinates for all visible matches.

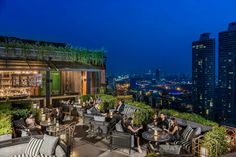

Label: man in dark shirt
[115,100,125,113]
[157,113,169,130]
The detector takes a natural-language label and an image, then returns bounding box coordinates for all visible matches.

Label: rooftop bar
[0,37,235,157]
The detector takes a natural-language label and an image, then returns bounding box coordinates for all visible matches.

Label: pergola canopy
[0,59,102,71]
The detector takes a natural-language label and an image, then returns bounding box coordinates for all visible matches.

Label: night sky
[0,0,235,74]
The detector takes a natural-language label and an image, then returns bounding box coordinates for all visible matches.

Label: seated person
[54,107,65,124]
[66,99,71,105]
[164,117,180,141]
[157,113,169,130]
[87,103,101,115]
[151,114,158,126]
[25,113,42,135]
[115,100,125,113]
[123,117,143,153]
[71,107,79,122]
[49,107,65,123]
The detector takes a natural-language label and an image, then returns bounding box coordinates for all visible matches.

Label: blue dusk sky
[0,0,235,74]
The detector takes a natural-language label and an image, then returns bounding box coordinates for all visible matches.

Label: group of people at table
[121,112,179,153]
[25,97,180,154]
[25,107,66,135]
[86,99,180,154]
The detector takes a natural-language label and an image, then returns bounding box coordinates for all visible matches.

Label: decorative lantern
[40,108,44,114]
[48,117,51,124]
[200,146,209,157]
[41,114,46,121]
[33,103,37,109]
[110,111,113,118]
[154,130,158,136]
[56,121,59,127]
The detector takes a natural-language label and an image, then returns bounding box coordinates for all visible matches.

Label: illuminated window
[200,94,202,100]
[210,101,213,107]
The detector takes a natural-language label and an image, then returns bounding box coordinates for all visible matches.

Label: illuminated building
[0,36,106,106]
[218,22,236,125]
[192,33,215,119]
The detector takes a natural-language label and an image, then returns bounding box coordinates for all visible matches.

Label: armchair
[110,131,134,155]
[13,119,30,137]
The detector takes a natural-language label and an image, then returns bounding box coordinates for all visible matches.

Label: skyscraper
[192,33,215,119]
[218,22,236,125]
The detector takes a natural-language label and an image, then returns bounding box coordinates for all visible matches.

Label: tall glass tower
[192,33,215,119]
[218,22,236,125]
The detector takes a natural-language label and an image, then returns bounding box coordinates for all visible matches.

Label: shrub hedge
[0,100,36,135]
[0,114,12,135]
[202,126,229,156]
[161,109,218,126]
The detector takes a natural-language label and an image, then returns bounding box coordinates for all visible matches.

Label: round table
[46,125,64,136]
[40,121,54,127]
[40,121,55,134]
[147,124,162,131]
[142,131,170,143]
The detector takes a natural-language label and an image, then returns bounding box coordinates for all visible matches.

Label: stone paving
[71,123,146,157]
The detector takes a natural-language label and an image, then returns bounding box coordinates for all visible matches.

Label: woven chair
[55,122,76,157]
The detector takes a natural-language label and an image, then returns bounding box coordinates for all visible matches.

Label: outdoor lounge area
[0,36,235,157]
[0,94,236,157]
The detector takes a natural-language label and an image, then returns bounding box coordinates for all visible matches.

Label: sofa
[121,104,139,116]
[109,104,139,116]
[0,135,66,157]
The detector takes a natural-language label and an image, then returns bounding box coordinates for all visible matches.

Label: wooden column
[46,69,51,107]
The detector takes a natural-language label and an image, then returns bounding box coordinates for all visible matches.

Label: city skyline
[0,0,236,74]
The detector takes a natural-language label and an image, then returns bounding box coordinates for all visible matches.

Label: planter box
[0,134,12,141]
[174,117,212,132]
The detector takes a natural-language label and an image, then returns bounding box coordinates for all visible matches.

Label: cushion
[128,108,136,115]
[181,126,194,141]
[55,145,66,157]
[122,107,129,115]
[159,145,182,155]
[12,154,30,157]
[39,134,59,156]
[122,106,137,115]
[182,140,192,152]
[25,138,43,156]
[86,109,92,114]
[94,116,105,122]
[37,154,56,157]
[115,121,124,132]
[194,127,201,137]
[174,139,192,153]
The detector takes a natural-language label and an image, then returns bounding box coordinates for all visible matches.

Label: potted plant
[0,114,12,141]
[201,126,229,157]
